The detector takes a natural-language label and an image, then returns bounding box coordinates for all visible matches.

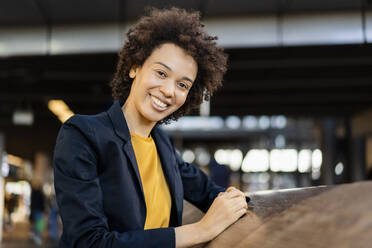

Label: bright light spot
[2,154,10,177]
[5,181,31,196]
[174,116,224,130]
[272,115,287,129]
[311,149,322,180]
[275,135,286,148]
[242,149,270,172]
[195,147,210,166]
[21,181,32,199]
[298,149,312,173]
[199,100,210,116]
[12,110,34,126]
[270,149,298,172]
[215,149,228,165]
[43,184,52,196]
[312,149,323,170]
[281,149,298,172]
[214,149,242,171]
[182,149,195,163]
[6,182,23,194]
[335,162,344,175]
[230,149,243,171]
[225,116,241,129]
[7,154,24,167]
[48,99,74,123]
[312,170,321,180]
[242,116,257,129]
[258,116,270,129]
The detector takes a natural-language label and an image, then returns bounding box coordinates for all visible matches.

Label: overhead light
[258,116,270,130]
[335,162,344,176]
[12,110,34,126]
[298,149,312,173]
[242,149,270,172]
[48,100,74,123]
[7,154,23,167]
[242,116,257,130]
[182,149,195,163]
[270,149,298,172]
[225,116,241,129]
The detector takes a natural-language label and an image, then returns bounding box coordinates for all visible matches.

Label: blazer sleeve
[173,147,226,213]
[53,122,175,248]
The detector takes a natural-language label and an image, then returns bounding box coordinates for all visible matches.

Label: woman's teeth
[152,96,167,108]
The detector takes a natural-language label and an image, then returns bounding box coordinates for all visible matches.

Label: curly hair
[110,7,228,124]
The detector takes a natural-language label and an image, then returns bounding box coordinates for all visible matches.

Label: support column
[321,118,337,185]
[0,133,4,243]
[351,136,366,181]
[343,117,352,183]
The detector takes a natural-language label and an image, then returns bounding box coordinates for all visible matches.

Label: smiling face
[124,43,198,129]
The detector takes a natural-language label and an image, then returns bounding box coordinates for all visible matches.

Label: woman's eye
[157,71,166,78]
[178,82,189,90]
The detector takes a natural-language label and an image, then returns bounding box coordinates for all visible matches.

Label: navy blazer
[53,100,226,248]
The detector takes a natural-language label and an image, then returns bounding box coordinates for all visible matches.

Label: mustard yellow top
[130,133,172,229]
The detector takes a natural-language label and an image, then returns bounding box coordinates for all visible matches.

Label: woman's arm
[175,222,208,248]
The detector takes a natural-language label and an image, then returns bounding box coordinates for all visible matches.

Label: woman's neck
[122,100,155,138]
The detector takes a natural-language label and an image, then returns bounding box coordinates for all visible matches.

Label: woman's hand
[197,186,248,240]
[175,187,248,248]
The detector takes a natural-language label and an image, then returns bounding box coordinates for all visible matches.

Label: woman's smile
[150,93,170,111]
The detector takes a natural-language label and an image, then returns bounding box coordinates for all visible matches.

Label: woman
[53,7,249,248]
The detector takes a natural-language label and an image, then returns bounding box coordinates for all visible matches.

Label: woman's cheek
[177,92,188,106]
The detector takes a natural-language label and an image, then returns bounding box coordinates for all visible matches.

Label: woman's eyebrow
[155,61,194,83]
[155,62,172,71]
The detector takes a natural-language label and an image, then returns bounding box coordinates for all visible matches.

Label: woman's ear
[129,66,138,79]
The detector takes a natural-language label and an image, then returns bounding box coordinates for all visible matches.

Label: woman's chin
[143,112,169,124]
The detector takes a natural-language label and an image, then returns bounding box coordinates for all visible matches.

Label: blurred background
[1,0,372,247]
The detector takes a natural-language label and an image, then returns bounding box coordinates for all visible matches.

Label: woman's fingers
[222,188,248,212]
[218,188,249,216]
[234,208,248,220]
[226,186,236,192]
[218,192,225,197]
[225,189,246,200]
[229,197,248,212]
[226,187,245,196]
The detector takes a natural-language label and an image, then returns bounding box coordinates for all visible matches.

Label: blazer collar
[107,100,131,142]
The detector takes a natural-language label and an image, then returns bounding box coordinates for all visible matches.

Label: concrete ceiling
[0,0,369,26]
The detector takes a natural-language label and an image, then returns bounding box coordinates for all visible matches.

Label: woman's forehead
[146,43,198,79]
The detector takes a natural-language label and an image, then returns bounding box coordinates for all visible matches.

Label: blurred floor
[2,221,58,248]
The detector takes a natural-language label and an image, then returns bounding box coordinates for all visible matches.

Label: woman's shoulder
[63,111,110,134]
[56,111,113,147]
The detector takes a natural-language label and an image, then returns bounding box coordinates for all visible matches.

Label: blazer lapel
[107,101,145,203]
[122,142,145,197]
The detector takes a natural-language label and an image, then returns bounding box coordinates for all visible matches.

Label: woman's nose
[159,80,175,97]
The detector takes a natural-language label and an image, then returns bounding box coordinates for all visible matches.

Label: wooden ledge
[183,181,372,248]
